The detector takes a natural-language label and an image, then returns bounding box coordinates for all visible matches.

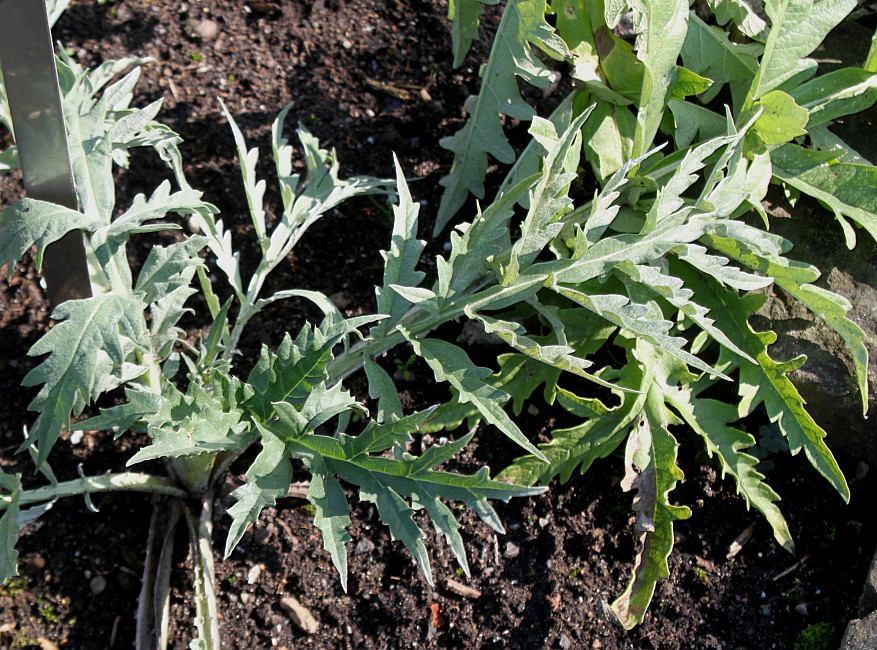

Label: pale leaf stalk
[0,472,187,509]
[183,495,221,650]
[221,255,288,362]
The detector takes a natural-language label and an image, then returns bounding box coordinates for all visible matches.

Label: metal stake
[0,0,91,305]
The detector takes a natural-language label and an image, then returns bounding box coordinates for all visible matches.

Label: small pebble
[89,575,107,595]
[795,602,809,616]
[342,39,353,49]
[70,430,84,445]
[504,541,521,558]
[196,19,220,40]
[247,564,263,584]
[241,591,252,604]
[355,537,375,555]
[538,517,549,528]
[559,633,572,649]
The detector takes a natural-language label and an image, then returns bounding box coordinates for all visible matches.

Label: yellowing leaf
[753,90,808,145]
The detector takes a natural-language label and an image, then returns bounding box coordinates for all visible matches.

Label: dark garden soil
[1,1,876,649]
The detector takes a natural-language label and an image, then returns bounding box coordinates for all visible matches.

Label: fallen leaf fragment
[429,602,446,628]
[280,595,319,634]
[445,578,481,599]
[726,522,757,558]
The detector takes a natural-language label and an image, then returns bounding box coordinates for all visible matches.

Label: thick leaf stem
[0,472,187,508]
[183,493,221,649]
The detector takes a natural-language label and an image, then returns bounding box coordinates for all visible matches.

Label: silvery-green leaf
[495,93,576,206]
[448,0,499,67]
[790,67,877,129]
[364,359,404,422]
[673,244,772,291]
[273,420,544,585]
[674,265,850,502]
[610,348,691,630]
[73,388,162,435]
[653,340,792,551]
[437,173,537,300]
[305,456,352,590]
[747,0,857,103]
[244,317,375,421]
[681,14,761,108]
[0,470,22,583]
[702,233,870,414]
[220,99,268,246]
[771,143,877,245]
[136,237,207,304]
[706,0,769,40]
[436,0,569,233]
[607,0,689,158]
[22,294,148,466]
[403,333,548,461]
[504,110,589,283]
[130,381,249,465]
[224,426,292,557]
[0,199,97,279]
[616,261,755,363]
[374,155,426,337]
[552,284,727,378]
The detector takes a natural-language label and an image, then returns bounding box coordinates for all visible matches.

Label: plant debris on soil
[1,1,875,649]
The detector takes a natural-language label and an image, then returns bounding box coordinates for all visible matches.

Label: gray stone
[744,20,877,467]
[841,611,877,650]
[860,549,877,615]
[355,537,375,555]
[194,19,220,40]
[757,190,877,466]
[89,575,107,595]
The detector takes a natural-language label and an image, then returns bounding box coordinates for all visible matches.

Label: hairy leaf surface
[23,294,148,466]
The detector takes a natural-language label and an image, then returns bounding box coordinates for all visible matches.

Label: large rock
[841,549,877,649]
[752,192,877,465]
[750,19,877,465]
